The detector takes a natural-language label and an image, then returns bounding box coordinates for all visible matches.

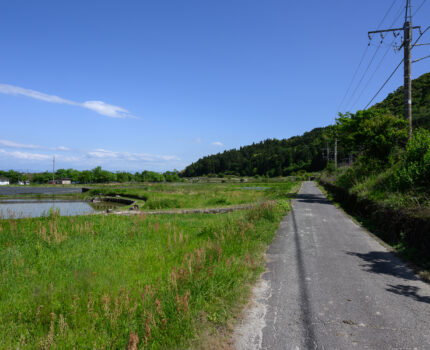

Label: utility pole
[52,156,55,184]
[404,0,413,139]
[326,141,330,165]
[334,138,338,169]
[368,0,420,138]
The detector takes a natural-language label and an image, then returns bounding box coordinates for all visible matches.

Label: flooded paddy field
[0,199,95,219]
[0,186,83,196]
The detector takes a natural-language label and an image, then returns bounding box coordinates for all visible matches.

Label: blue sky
[0,0,429,172]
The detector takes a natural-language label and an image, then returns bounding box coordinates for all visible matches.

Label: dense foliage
[2,167,181,184]
[391,128,430,191]
[336,109,408,162]
[182,128,347,177]
[0,170,28,183]
[373,72,430,129]
[330,107,429,208]
[184,72,429,178]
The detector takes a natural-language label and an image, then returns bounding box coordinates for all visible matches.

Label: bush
[392,129,430,190]
[206,197,230,206]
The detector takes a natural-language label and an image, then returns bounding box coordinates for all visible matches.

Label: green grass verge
[0,182,297,348]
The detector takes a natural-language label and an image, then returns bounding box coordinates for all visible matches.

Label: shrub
[392,129,430,190]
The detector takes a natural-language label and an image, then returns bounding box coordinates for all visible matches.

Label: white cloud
[0,139,40,149]
[0,149,51,161]
[212,141,224,146]
[0,139,181,170]
[86,148,180,162]
[0,139,73,152]
[0,83,136,119]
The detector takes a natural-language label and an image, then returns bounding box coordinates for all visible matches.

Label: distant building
[0,178,10,186]
[56,178,72,185]
[18,180,30,185]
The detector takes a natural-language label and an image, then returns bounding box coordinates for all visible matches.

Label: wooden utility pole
[404,0,413,139]
[368,0,420,138]
[334,138,338,169]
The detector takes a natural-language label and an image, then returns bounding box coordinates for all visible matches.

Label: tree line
[0,167,181,184]
[183,72,430,178]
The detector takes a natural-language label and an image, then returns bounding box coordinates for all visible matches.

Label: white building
[0,178,10,186]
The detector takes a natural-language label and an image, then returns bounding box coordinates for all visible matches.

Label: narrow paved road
[235,181,430,350]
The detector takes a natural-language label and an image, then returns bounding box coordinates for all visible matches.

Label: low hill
[182,127,345,177]
[182,72,430,177]
[373,72,430,128]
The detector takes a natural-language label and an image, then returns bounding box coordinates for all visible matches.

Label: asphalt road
[235,181,430,350]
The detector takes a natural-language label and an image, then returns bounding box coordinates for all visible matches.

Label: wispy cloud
[0,149,51,161]
[0,139,72,152]
[212,141,224,146]
[0,139,40,149]
[0,84,136,119]
[0,140,180,169]
[86,148,179,162]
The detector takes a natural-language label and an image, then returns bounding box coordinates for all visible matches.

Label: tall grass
[0,194,294,348]
[85,181,296,211]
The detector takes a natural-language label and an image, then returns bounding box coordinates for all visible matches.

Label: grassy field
[0,181,298,349]
[85,182,295,211]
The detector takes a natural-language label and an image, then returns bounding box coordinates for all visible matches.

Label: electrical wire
[363,25,430,109]
[413,54,430,63]
[377,0,399,29]
[351,5,406,110]
[344,44,383,109]
[336,0,400,113]
[337,47,369,112]
[351,38,396,110]
[413,0,427,16]
[342,1,405,112]
[363,60,403,109]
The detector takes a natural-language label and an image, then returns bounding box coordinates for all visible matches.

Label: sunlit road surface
[235,181,430,350]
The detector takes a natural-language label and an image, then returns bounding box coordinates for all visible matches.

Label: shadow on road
[295,193,331,205]
[346,251,430,303]
[346,251,418,281]
[291,207,318,349]
[386,284,430,304]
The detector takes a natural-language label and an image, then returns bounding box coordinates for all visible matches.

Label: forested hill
[182,127,338,177]
[373,72,430,128]
[182,72,429,178]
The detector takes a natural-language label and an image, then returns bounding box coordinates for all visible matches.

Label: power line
[352,38,396,110]
[377,0,400,28]
[342,1,405,112]
[363,59,403,109]
[413,0,427,16]
[344,44,383,110]
[413,54,430,63]
[364,25,430,109]
[352,6,409,110]
[337,0,400,113]
[337,47,369,112]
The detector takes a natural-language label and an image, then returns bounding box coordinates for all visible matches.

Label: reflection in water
[0,200,122,219]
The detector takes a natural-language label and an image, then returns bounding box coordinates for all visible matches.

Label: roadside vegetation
[0,181,298,348]
[320,107,430,270]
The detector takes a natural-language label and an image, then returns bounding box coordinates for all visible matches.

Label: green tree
[336,109,408,163]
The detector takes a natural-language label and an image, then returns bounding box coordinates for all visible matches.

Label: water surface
[0,200,95,219]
